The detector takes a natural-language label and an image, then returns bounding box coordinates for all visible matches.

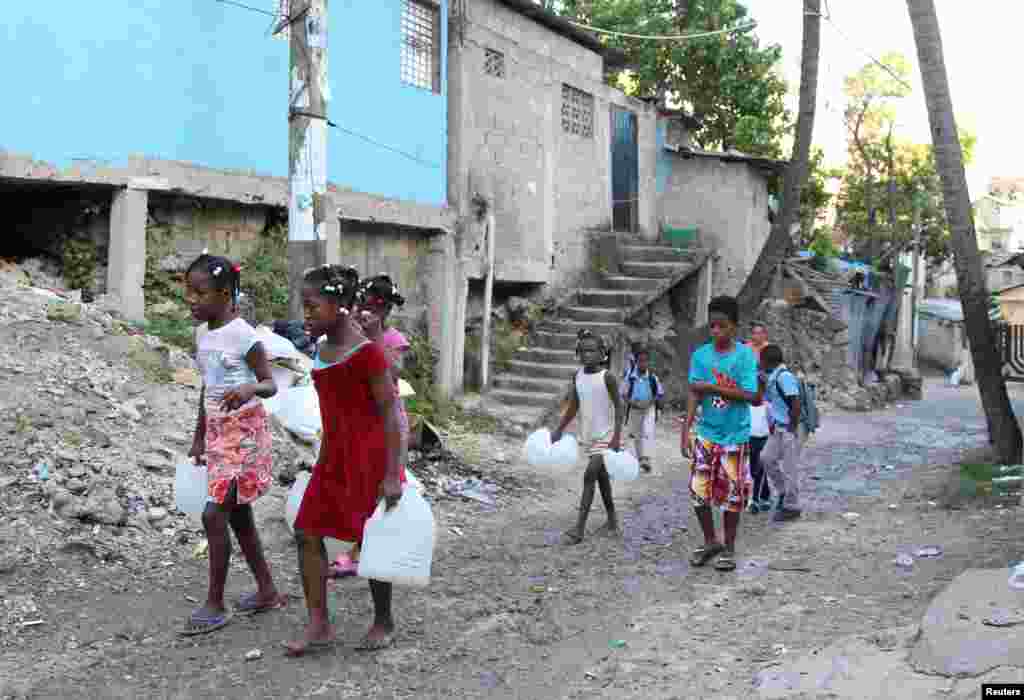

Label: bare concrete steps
[574,289,649,307]
[531,332,577,351]
[561,305,624,324]
[620,260,696,279]
[490,388,563,409]
[619,244,708,263]
[506,360,578,380]
[486,237,710,426]
[492,373,568,395]
[602,275,663,292]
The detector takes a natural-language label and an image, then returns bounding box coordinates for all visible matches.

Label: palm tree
[906,0,1022,463]
[737,0,821,314]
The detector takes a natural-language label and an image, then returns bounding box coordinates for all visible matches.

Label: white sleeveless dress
[575,369,614,456]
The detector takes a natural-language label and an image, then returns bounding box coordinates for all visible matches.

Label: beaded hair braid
[303,264,361,312]
[186,251,242,305]
[358,274,406,308]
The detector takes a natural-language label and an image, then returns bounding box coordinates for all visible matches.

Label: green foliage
[141,315,194,350]
[555,0,790,157]
[143,224,184,307]
[240,223,290,323]
[833,53,976,264]
[62,237,97,292]
[797,148,837,247]
[401,325,454,425]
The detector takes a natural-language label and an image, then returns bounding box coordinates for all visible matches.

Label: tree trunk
[737,0,821,315]
[907,0,1022,464]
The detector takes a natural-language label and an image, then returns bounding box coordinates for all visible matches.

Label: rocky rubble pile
[755,299,909,412]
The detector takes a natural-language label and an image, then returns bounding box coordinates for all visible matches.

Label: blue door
[611,106,639,233]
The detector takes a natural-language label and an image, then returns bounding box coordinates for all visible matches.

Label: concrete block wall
[450,0,659,294]
[660,155,772,297]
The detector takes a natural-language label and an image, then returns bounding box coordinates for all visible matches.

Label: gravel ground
[4,371,1024,700]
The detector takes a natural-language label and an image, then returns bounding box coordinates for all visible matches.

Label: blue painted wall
[1,0,447,206]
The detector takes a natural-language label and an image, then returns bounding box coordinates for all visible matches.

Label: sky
[743,0,1022,199]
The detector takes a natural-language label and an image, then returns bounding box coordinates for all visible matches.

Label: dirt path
[6,379,1024,700]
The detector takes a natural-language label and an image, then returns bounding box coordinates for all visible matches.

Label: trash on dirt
[888,504,899,510]
[409,416,443,451]
[446,478,499,506]
[915,545,943,558]
[772,643,787,656]
[983,609,1024,627]
[609,640,627,649]
[32,461,49,481]
[20,620,44,628]
[883,465,895,471]
[193,540,209,559]
[841,512,860,523]
[245,649,263,661]
[529,585,546,594]
[894,553,915,568]
[1009,563,1024,590]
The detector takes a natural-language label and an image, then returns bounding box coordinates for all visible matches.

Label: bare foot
[595,521,621,538]
[562,528,584,545]
[357,621,395,651]
[283,622,336,657]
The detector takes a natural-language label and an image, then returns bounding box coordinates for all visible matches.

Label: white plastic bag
[358,488,435,587]
[274,384,321,444]
[603,449,640,482]
[174,461,208,515]
[254,327,305,362]
[262,364,302,415]
[523,429,579,468]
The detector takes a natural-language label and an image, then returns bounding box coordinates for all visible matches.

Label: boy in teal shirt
[681,296,758,571]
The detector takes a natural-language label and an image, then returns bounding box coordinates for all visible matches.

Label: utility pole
[910,194,923,360]
[285,0,329,319]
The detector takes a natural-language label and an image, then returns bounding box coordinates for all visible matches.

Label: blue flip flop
[179,611,231,636]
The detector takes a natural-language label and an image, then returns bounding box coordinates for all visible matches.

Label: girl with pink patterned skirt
[180,253,284,636]
[329,274,411,578]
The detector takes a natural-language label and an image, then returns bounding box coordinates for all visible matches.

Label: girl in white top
[551,330,624,545]
[746,322,773,512]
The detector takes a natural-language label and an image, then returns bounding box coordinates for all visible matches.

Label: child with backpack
[622,347,664,473]
[758,344,804,522]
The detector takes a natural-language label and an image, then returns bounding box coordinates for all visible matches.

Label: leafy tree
[553,0,790,158]
[797,147,836,247]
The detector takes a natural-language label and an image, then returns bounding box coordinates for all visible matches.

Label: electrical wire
[330,123,441,170]
[213,0,276,17]
[822,15,913,91]
[563,18,758,41]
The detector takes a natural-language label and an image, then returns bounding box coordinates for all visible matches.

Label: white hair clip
[339,308,350,316]
[323,284,336,292]
[212,266,223,276]
[202,248,209,255]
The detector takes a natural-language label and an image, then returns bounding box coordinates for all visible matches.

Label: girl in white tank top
[550,331,624,544]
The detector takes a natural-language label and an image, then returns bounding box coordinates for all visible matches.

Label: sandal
[562,529,584,546]
[714,553,737,571]
[329,554,359,579]
[236,592,287,615]
[179,611,231,636]
[689,543,725,567]
[356,633,395,651]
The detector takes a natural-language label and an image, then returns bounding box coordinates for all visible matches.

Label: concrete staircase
[489,239,710,426]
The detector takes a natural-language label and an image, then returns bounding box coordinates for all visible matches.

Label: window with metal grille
[484,48,505,78]
[561,84,594,138]
[400,0,441,94]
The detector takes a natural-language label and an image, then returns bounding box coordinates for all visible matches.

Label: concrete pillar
[637,109,658,242]
[107,186,149,322]
[324,196,341,266]
[694,255,714,327]
[452,261,469,395]
[426,232,457,399]
[892,284,915,371]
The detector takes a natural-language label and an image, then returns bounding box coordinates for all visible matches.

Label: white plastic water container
[603,449,640,482]
[357,488,435,587]
[523,429,579,468]
[274,384,322,444]
[1009,562,1024,590]
[284,470,350,560]
[174,461,209,516]
[285,471,312,534]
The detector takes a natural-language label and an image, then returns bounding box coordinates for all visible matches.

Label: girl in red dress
[286,265,404,657]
